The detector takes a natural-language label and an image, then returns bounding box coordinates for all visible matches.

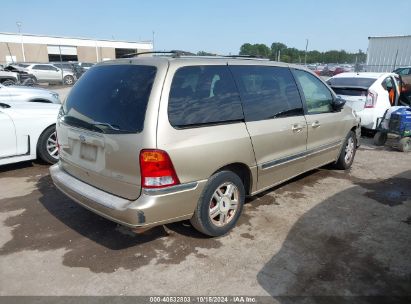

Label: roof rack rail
[121,50,195,58]
[224,55,270,60]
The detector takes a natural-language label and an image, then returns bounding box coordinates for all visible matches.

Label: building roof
[0,32,152,50]
[368,35,411,39]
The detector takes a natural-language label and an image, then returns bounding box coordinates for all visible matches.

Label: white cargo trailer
[366,35,411,72]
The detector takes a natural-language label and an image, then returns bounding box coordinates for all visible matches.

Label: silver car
[0,83,60,104]
[23,63,76,85]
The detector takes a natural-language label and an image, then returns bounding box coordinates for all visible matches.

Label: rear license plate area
[80,143,97,161]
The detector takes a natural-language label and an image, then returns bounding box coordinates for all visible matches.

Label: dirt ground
[0,137,410,301]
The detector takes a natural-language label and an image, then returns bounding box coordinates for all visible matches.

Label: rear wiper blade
[91,121,132,133]
[92,121,121,130]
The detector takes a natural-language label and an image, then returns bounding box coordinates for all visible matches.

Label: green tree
[197,51,216,56]
[239,43,271,58]
[270,42,287,60]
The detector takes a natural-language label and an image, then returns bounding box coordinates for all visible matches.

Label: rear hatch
[327,77,376,112]
[57,63,158,200]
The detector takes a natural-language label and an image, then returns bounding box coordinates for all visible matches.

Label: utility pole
[393,49,399,70]
[58,45,64,85]
[16,21,26,62]
[304,39,309,66]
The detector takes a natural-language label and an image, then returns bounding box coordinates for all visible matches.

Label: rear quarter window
[168,66,244,128]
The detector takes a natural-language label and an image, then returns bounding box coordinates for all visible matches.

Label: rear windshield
[327,77,376,88]
[63,65,156,133]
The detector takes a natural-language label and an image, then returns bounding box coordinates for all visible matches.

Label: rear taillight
[139,149,180,188]
[365,91,378,108]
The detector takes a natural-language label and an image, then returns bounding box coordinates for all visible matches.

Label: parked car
[393,66,411,76]
[0,68,19,86]
[77,62,94,70]
[332,67,345,76]
[393,66,411,105]
[3,64,37,85]
[22,63,76,85]
[327,72,401,129]
[0,83,60,104]
[0,101,60,165]
[321,64,340,77]
[50,56,360,237]
[314,65,325,76]
[51,62,85,80]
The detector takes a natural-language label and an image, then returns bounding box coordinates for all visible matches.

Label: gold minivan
[50,55,361,236]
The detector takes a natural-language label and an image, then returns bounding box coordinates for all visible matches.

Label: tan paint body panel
[156,60,257,190]
[245,116,307,190]
[56,58,170,200]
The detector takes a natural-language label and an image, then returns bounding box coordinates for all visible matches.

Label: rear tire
[63,75,74,85]
[373,132,387,146]
[37,126,59,164]
[24,76,37,86]
[398,137,411,152]
[334,131,357,170]
[190,171,245,237]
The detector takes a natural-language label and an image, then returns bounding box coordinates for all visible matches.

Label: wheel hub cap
[209,182,239,227]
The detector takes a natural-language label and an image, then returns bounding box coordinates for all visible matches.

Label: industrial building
[366,35,411,72]
[0,32,153,65]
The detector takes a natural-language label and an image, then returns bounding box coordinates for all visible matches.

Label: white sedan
[327,72,401,129]
[0,83,61,104]
[0,101,60,166]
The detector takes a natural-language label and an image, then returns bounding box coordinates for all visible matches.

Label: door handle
[311,121,321,128]
[292,124,304,133]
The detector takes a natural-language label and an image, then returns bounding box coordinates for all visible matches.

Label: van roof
[99,55,304,69]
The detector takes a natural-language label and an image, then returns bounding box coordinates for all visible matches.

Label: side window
[382,77,394,91]
[398,68,409,76]
[168,66,244,128]
[32,65,43,70]
[230,66,304,121]
[294,69,334,114]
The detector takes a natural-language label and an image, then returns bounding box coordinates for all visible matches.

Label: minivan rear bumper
[50,164,207,228]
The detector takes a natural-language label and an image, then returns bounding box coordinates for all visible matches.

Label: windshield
[62,64,157,133]
[327,77,376,88]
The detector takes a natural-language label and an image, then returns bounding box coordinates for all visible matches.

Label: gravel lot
[0,137,410,300]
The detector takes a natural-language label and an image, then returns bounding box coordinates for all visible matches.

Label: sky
[1,0,410,54]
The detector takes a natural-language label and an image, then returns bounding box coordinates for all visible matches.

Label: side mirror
[332,97,346,111]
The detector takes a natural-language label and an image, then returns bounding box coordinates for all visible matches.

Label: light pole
[304,39,309,66]
[16,21,26,62]
[152,31,155,51]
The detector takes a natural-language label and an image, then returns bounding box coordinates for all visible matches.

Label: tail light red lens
[365,91,378,108]
[139,149,180,188]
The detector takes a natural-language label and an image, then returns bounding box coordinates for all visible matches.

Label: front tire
[190,171,245,237]
[334,131,357,170]
[398,137,411,152]
[2,79,16,86]
[24,76,37,86]
[37,126,59,164]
